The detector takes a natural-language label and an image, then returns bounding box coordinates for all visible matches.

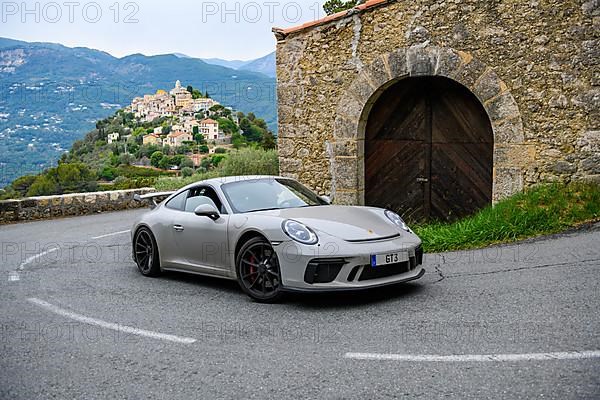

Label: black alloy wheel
[134,227,161,277]
[236,237,284,303]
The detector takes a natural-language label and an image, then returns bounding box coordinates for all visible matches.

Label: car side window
[165,190,188,211]
[185,186,227,214]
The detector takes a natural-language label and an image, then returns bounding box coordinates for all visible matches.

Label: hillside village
[0,80,277,199]
[108,80,232,158]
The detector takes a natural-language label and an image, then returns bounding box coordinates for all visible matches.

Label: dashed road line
[17,247,59,271]
[8,247,60,282]
[28,298,197,344]
[344,351,600,362]
[91,230,131,240]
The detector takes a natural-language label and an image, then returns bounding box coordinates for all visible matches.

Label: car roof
[178,175,292,192]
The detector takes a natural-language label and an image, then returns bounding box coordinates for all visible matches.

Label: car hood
[256,205,400,241]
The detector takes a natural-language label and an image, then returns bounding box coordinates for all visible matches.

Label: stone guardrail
[0,188,157,224]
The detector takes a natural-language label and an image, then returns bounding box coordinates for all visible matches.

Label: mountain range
[200,52,276,78]
[0,37,277,187]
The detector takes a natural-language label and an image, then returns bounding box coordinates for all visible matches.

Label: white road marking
[27,298,197,344]
[8,247,59,282]
[91,230,131,240]
[16,247,60,272]
[344,351,600,362]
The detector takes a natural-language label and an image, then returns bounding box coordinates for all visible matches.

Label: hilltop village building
[123,81,227,149]
[130,80,220,122]
[273,0,599,220]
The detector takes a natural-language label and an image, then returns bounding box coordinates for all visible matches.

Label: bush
[180,158,194,168]
[181,167,194,177]
[99,166,117,181]
[218,148,278,176]
[214,147,227,154]
[154,148,280,191]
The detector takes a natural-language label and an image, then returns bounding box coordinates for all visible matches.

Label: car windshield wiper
[246,207,281,213]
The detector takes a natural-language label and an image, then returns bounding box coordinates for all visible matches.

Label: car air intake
[304,258,346,284]
[415,245,424,265]
[358,261,412,281]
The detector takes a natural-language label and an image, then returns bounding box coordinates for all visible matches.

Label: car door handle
[173,225,184,232]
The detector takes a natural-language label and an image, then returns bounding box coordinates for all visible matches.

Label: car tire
[236,237,285,303]
[133,227,161,277]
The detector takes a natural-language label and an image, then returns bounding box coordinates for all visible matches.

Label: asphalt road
[1,209,599,399]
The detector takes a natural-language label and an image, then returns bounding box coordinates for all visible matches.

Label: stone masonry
[0,188,155,224]
[273,0,599,204]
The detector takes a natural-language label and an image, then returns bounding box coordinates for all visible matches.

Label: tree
[194,134,206,145]
[199,145,209,154]
[158,156,171,170]
[217,117,239,134]
[187,85,193,94]
[11,175,37,196]
[323,0,358,15]
[119,153,135,166]
[193,126,199,135]
[231,132,247,149]
[254,118,267,130]
[27,175,58,197]
[244,125,266,143]
[150,151,164,168]
[205,90,210,98]
[239,118,252,133]
[133,127,146,136]
[247,112,256,121]
[261,131,277,150]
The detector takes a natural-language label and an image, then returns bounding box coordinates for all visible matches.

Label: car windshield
[222,178,327,213]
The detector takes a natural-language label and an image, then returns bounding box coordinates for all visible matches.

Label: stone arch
[329,46,529,206]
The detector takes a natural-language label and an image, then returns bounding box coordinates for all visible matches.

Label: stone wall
[274,0,599,203]
[0,188,155,224]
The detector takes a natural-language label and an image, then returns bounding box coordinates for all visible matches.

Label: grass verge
[414,182,600,253]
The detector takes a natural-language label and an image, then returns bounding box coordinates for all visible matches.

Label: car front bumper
[273,235,425,291]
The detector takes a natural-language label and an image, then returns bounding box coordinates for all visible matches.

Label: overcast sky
[2,0,327,60]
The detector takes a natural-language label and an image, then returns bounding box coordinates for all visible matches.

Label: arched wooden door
[365,76,494,221]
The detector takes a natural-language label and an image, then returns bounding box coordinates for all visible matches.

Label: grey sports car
[132,176,424,302]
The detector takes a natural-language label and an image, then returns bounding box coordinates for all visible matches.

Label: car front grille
[358,261,411,281]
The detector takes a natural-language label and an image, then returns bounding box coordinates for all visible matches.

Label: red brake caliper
[249,254,256,282]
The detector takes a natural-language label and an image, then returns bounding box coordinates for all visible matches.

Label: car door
[170,185,230,277]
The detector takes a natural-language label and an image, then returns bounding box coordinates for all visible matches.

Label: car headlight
[282,219,318,245]
[385,210,411,232]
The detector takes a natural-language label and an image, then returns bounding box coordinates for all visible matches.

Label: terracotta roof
[168,131,190,138]
[272,0,389,38]
[201,118,218,124]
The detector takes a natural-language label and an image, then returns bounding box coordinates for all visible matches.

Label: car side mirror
[194,204,220,220]
[320,195,332,204]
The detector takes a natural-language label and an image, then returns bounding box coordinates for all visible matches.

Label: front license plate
[370,251,409,267]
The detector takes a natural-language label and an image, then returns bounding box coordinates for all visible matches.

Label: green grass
[414,182,600,253]
[154,148,279,191]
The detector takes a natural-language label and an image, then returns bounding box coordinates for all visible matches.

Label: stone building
[273,0,598,220]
